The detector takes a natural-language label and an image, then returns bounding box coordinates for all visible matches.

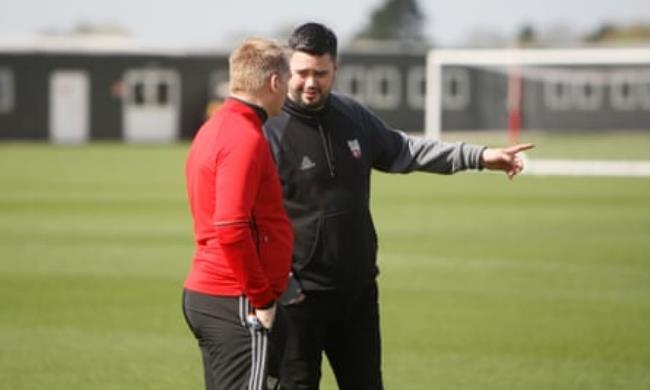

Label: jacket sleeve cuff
[476,145,487,170]
[254,299,276,310]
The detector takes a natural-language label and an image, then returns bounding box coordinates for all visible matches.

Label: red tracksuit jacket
[184,98,293,308]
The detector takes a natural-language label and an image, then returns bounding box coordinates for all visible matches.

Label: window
[349,78,360,95]
[367,66,401,110]
[0,68,15,114]
[610,71,637,111]
[336,65,367,103]
[157,82,169,105]
[124,69,179,108]
[442,68,470,110]
[133,82,145,105]
[544,71,572,111]
[573,72,604,111]
[407,66,426,110]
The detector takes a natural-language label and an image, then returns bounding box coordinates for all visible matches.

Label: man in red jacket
[182,38,293,390]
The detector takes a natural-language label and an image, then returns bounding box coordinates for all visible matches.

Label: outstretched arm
[480,143,535,179]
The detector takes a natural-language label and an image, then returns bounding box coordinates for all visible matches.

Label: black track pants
[278,283,383,390]
[182,290,282,390]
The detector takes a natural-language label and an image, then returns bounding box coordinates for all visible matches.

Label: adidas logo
[300,156,316,171]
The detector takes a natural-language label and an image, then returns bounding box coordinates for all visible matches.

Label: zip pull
[317,122,335,177]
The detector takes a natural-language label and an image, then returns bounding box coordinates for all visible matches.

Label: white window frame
[366,65,402,110]
[124,69,180,108]
[544,71,572,111]
[573,72,604,111]
[407,66,426,110]
[336,65,367,103]
[441,68,470,111]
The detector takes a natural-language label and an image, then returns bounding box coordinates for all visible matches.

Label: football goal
[424,48,650,176]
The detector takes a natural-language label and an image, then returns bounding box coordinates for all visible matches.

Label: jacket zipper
[317,122,335,177]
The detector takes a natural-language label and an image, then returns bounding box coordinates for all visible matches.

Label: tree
[516,23,537,46]
[584,22,616,42]
[354,0,428,44]
[584,21,650,43]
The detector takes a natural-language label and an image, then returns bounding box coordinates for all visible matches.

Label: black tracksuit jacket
[263,93,486,292]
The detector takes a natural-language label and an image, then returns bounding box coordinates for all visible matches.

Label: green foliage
[355,0,428,43]
[1,143,649,389]
[583,22,650,43]
[516,23,537,46]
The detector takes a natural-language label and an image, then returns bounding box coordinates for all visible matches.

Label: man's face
[288,51,337,109]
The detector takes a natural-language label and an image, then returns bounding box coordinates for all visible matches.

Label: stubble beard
[291,88,329,111]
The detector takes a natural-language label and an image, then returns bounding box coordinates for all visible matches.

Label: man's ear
[270,73,281,93]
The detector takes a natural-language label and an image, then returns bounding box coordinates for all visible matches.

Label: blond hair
[229,38,289,94]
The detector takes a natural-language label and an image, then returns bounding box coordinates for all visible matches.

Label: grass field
[1,142,649,389]
[442,130,650,160]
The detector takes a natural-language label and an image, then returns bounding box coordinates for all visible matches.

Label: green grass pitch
[1,143,649,389]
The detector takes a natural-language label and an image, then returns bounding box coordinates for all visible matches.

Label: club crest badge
[299,155,316,171]
[347,139,362,159]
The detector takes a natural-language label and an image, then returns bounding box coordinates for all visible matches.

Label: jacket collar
[226,97,268,123]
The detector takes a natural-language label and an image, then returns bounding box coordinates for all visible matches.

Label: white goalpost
[424,48,650,176]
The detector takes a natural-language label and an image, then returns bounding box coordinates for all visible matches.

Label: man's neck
[230,94,268,122]
[231,93,265,110]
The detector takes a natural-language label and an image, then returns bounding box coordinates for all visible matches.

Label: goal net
[424,48,650,176]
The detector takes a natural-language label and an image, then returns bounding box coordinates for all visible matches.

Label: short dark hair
[288,22,338,60]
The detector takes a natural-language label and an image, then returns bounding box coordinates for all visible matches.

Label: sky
[0,0,649,48]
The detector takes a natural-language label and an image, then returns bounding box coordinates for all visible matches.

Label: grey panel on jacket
[386,132,486,174]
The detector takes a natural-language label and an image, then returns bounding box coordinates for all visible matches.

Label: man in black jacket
[264,22,533,390]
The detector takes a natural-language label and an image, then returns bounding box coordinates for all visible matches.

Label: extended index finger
[505,143,535,154]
